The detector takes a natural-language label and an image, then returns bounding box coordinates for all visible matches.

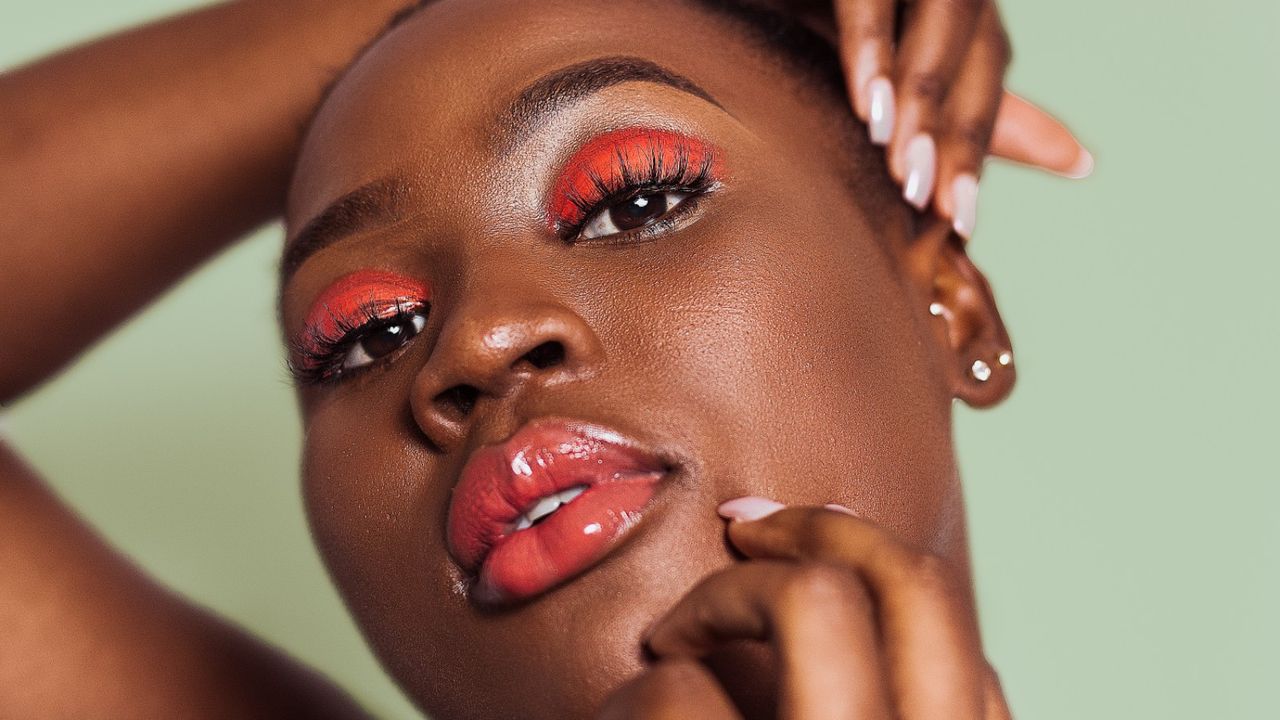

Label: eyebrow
[498,56,722,149]
[282,57,721,284]
[281,178,408,284]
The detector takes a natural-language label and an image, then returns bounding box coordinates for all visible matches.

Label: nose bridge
[409,280,603,449]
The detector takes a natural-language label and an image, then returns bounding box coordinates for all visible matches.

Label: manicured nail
[902,134,937,209]
[867,76,895,146]
[823,503,858,516]
[951,173,979,240]
[852,46,879,118]
[1061,148,1094,179]
[718,496,785,522]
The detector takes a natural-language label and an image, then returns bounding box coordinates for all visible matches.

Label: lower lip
[474,472,663,605]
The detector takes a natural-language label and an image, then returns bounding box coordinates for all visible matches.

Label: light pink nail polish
[951,173,979,240]
[867,76,895,146]
[823,503,858,517]
[718,496,785,522]
[902,134,937,210]
[1061,148,1094,179]
[852,49,877,118]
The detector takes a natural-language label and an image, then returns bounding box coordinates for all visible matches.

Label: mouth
[447,418,671,605]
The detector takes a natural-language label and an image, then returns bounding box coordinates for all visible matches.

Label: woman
[0,0,1089,717]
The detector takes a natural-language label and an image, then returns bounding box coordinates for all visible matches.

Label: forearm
[0,441,370,718]
[0,0,409,403]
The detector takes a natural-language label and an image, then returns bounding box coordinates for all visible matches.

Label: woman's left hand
[783,0,1092,240]
[597,500,1012,719]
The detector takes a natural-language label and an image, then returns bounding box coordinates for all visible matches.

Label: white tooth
[556,485,587,504]
[527,495,562,524]
[511,485,591,533]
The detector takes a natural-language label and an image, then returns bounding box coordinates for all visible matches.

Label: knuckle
[950,118,995,158]
[647,659,701,688]
[780,563,869,608]
[991,28,1015,67]
[903,71,948,107]
[900,551,958,597]
[852,20,893,46]
[797,510,849,556]
[985,661,1005,690]
[691,598,721,634]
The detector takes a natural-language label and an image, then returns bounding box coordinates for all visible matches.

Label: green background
[3,1,1277,718]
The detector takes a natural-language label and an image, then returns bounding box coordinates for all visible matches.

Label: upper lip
[446,418,671,574]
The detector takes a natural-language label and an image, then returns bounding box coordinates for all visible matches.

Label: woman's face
[281,0,984,716]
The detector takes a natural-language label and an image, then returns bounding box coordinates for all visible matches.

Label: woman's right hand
[598,499,1011,719]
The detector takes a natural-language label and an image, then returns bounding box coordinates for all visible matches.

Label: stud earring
[998,351,1013,367]
[970,359,992,382]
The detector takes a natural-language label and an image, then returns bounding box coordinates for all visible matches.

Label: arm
[0,1,412,715]
[0,0,409,403]
[0,444,370,718]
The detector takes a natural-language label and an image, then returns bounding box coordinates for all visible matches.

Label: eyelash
[290,136,718,387]
[288,297,428,387]
[556,138,720,242]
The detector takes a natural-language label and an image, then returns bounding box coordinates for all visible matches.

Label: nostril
[434,384,479,418]
[519,341,566,371]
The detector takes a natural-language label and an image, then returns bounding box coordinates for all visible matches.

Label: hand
[825,0,1092,239]
[597,498,1012,719]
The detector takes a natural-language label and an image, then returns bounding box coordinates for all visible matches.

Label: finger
[833,0,897,143]
[725,505,987,720]
[934,5,1012,240]
[991,92,1094,178]
[646,561,893,720]
[596,659,742,720]
[890,0,988,210]
[983,663,1014,720]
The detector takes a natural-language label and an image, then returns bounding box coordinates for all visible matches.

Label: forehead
[286,0,831,231]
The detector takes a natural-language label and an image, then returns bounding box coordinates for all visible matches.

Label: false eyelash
[557,141,719,239]
[288,297,427,387]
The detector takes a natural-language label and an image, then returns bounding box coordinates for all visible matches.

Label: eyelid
[299,270,432,344]
[547,127,724,234]
[290,298,430,386]
[291,270,432,384]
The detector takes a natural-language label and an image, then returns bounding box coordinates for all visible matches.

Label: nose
[409,298,604,449]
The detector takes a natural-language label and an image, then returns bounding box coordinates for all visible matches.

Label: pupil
[361,321,413,359]
[608,193,669,231]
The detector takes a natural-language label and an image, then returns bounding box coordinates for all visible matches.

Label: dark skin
[0,0,1074,717]
[284,1,1013,717]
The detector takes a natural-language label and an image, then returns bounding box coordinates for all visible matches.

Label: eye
[578,191,694,240]
[340,312,428,371]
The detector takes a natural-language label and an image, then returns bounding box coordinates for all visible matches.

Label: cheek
[600,195,959,552]
[299,396,469,701]
[298,398,740,719]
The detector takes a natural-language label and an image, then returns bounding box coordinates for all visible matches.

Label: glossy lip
[447,418,672,606]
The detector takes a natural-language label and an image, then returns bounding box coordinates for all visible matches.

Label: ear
[900,216,1015,408]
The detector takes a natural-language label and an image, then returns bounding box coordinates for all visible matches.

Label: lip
[447,418,670,605]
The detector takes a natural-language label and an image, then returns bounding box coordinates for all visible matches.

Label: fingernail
[852,47,878,118]
[823,503,858,516]
[1061,148,1094,179]
[718,496,785,522]
[867,76,895,145]
[951,173,979,240]
[902,134,937,209]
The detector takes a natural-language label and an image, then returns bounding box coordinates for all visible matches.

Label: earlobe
[902,216,1015,409]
